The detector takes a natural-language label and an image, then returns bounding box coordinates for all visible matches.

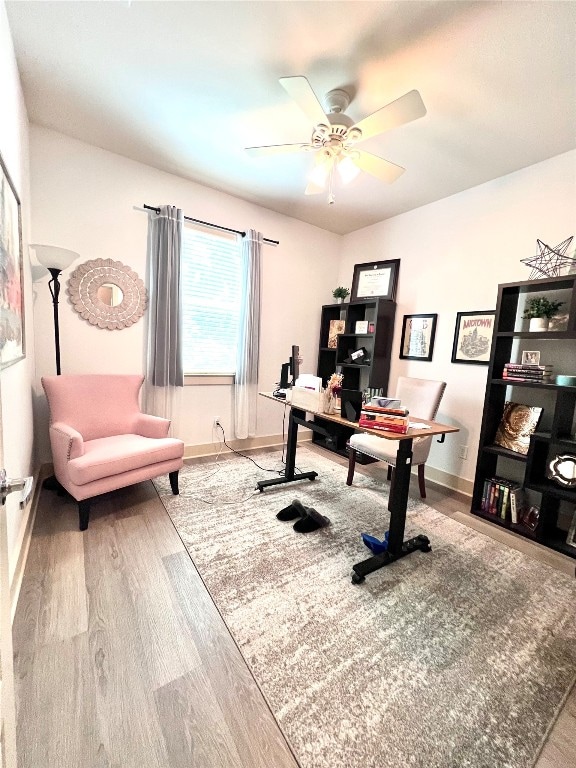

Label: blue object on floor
[361,531,389,554]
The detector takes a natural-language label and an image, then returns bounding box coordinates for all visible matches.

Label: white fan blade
[279,76,328,126]
[351,90,426,142]
[352,150,405,183]
[245,143,308,156]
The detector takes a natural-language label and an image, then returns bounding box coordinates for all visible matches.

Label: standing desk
[259,391,459,582]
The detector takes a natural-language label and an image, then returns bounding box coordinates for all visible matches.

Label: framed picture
[0,151,25,369]
[567,510,576,549]
[521,350,541,365]
[399,313,437,361]
[327,319,345,349]
[451,310,495,365]
[351,259,400,301]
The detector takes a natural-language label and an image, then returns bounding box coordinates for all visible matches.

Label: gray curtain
[143,205,183,431]
[234,229,262,438]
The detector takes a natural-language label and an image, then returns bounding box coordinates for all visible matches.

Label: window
[181,223,242,375]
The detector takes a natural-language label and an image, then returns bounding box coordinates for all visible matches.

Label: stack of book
[481,476,525,522]
[358,404,410,434]
[502,363,553,382]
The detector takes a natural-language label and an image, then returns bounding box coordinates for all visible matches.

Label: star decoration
[521,236,575,278]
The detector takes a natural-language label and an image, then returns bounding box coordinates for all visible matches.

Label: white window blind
[181,224,241,375]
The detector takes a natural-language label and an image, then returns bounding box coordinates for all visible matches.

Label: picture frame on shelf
[327,319,345,349]
[350,259,400,301]
[451,310,495,365]
[521,350,541,365]
[354,320,368,334]
[399,313,437,361]
[0,151,25,369]
[566,510,576,549]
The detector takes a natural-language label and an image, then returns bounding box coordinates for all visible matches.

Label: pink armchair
[42,374,184,530]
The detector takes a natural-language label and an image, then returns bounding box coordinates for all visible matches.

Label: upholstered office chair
[346,376,446,498]
[42,374,185,530]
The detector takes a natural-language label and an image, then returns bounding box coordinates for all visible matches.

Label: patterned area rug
[154,447,576,768]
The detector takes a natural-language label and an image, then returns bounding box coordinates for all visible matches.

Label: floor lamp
[30,244,79,375]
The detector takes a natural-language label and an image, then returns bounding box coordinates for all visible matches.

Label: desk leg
[351,438,431,583]
[256,407,318,491]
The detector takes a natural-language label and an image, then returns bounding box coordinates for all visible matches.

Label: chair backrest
[395,376,446,421]
[42,374,144,441]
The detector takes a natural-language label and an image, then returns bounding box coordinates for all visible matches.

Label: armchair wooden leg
[417,464,426,498]
[78,500,90,531]
[169,470,180,495]
[346,450,357,486]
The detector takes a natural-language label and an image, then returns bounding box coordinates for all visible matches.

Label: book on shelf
[502,373,552,382]
[503,365,552,379]
[481,476,522,520]
[505,363,552,371]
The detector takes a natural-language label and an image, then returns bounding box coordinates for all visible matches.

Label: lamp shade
[30,244,79,271]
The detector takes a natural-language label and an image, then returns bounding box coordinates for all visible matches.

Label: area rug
[154,447,576,768]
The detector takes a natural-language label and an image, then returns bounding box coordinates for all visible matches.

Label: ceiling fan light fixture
[337,155,361,185]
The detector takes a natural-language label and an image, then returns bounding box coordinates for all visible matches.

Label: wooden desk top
[259,392,459,441]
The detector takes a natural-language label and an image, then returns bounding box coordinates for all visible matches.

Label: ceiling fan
[245,76,426,204]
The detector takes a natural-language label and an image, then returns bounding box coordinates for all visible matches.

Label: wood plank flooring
[12,445,576,768]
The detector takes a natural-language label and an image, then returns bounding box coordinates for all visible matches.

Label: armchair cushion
[67,434,184,486]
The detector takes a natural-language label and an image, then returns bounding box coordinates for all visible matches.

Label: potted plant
[522,296,564,331]
[332,286,350,304]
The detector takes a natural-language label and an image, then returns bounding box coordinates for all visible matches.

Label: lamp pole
[46,267,63,375]
[30,244,79,376]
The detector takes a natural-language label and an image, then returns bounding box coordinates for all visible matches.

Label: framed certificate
[351,259,400,301]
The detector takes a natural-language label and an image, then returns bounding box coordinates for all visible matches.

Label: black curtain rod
[143,204,279,246]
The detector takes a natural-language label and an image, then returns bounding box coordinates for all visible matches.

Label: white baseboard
[184,433,311,460]
[10,464,49,623]
[425,465,473,497]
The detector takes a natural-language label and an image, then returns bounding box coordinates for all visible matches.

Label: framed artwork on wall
[0,151,25,369]
[399,313,437,361]
[451,310,495,365]
[351,259,400,301]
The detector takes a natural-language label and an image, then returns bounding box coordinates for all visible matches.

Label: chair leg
[387,465,393,481]
[169,470,180,495]
[417,464,426,498]
[346,450,357,486]
[78,500,90,531]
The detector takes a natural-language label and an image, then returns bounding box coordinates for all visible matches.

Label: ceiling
[6,1,576,235]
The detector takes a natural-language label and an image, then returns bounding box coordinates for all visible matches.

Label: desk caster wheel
[351,572,365,584]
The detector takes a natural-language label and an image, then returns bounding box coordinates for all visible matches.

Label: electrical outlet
[213,417,220,428]
[458,445,468,460]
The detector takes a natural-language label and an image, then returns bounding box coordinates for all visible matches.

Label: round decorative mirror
[547,454,576,487]
[67,258,147,330]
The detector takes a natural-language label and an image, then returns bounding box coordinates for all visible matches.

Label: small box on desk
[289,386,322,412]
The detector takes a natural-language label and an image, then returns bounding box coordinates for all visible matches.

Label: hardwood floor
[13,445,576,767]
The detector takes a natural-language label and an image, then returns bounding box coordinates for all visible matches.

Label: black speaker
[340,389,363,422]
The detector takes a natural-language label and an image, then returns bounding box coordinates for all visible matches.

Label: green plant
[332,286,350,299]
[522,296,564,319]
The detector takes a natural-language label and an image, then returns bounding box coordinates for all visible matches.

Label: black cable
[216,423,284,474]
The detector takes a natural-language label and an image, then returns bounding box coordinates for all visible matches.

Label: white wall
[339,151,576,488]
[30,126,341,461]
[0,1,35,579]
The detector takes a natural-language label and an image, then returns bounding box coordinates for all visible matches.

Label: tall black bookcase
[313,298,396,456]
[471,274,576,563]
